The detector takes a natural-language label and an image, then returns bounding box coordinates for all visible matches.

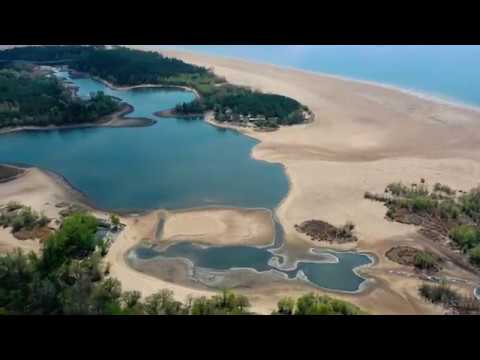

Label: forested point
[0,62,120,129]
[0,46,310,129]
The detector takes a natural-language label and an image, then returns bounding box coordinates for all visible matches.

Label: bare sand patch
[160,207,274,247]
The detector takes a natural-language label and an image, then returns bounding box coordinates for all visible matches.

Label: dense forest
[0,63,120,128]
[0,45,99,63]
[0,46,309,128]
[0,209,365,315]
[176,84,308,129]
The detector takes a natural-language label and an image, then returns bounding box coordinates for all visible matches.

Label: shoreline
[88,72,201,100]
[155,47,480,115]
[0,103,154,136]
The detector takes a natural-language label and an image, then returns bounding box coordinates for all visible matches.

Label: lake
[0,71,288,211]
[0,69,373,292]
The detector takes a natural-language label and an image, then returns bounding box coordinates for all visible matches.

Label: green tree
[468,245,480,267]
[41,213,98,272]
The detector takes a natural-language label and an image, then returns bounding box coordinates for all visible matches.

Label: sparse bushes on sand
[367,180,480,267]
[414,251,439,271]
[0,203,50,236]
[449,224,480,251]
[419,282,480,314]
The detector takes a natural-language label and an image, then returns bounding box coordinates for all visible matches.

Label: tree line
[0,63,120,129]
[0,46,309,128]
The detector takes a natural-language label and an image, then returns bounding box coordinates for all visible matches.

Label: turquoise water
[0,72,288,211]
[147,45,480,108]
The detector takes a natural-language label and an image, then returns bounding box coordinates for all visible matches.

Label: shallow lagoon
[0,72,289,211]
[0,71,373,291]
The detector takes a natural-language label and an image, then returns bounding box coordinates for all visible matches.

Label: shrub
[110,214,120,229]
[434,183,455,196]
[419,283,459,307]
[386,182,410,197]
[409,196,437,213]
[37,213,50,227]
[414,251,439,271]
[449,224,480,251]
[40,213,99,272]
[289,293,366,315]
[468,245,480,267]
[459,187,480,222]
[274,297,295,315]
[190,290,251,315]
[144,289,186,315]
[5,201,22,212]
[437,199,460,220]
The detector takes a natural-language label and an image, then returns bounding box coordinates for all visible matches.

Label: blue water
[146,45,480,108]
[0,72,288,211]
[0,68,373,292]
[134,243,372,292]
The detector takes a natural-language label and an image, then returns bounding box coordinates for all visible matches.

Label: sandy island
[158,207,275,248]
[3,48,480,314]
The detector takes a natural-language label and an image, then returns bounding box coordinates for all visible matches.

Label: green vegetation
[189,290,251,315]
[0,46,309,129]
[272,293,366,315]
[449,224,480,251]
[0,202,49,233]
[385,246,442,272]
[468,245,480,267]
[367,180,480,268]
[110,214,120,230]
[0,45,100,64]
[0,209,366,315]
[40,213,99,272]
[0,211,254,315]
[414,251,439,271]
[419,282,480,314]
[0,65,120,129]
[72,47,209,86]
